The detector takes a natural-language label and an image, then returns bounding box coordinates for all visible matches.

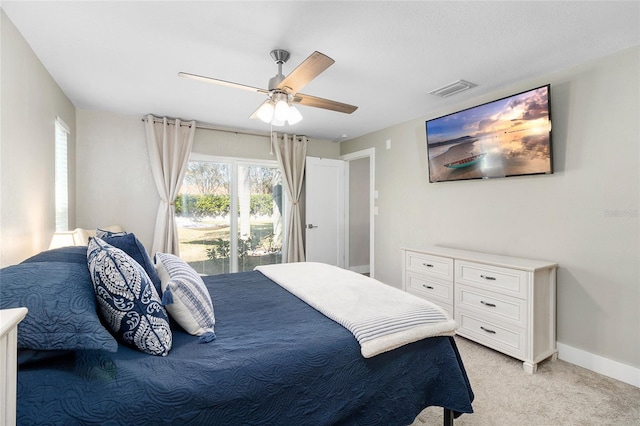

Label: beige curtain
[145,115,196,255]
[272,133,307,262]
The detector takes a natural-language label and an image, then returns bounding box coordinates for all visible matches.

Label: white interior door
[305,157,345,267]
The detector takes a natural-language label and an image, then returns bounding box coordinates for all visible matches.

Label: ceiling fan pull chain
[270,124,274,155]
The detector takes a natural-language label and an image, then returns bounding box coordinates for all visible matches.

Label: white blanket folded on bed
[255,262,457,358]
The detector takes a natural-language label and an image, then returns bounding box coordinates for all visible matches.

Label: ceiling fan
[179,49,358,126]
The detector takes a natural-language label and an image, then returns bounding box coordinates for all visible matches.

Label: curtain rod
[141,117,305,140]
[141,117,268,137]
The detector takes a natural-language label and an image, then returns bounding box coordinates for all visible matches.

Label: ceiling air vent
[428,80,477,98]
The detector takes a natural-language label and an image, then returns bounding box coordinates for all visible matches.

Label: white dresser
[1,307,28,426]
[402,247,557,373]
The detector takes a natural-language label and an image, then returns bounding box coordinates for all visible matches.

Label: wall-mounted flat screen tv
[426,85,553,182]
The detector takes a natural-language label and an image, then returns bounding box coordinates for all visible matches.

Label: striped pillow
[155,253,216,343]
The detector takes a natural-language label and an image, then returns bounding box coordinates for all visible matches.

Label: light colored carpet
[412,336,640,425]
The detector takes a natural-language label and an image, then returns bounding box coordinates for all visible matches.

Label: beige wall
[193,128,340,161]
[341,46,640,369]
[76,110,340,251]
[75,110,159,248]
[1,10,76,266]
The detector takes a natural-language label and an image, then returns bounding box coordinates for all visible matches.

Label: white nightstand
[1,307,28,426]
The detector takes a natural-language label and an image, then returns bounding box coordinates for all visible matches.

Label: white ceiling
[3,1,639,142]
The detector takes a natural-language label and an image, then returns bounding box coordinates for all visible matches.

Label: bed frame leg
[443,408,454,426]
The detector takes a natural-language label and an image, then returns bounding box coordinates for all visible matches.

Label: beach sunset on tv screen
[426,85,553,182]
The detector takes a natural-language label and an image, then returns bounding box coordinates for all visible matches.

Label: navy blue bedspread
[17,271,473,425]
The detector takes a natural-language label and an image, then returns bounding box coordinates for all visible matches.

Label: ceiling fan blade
[276,51,335,93]
[293,93,358,114]
[179,72,268,94]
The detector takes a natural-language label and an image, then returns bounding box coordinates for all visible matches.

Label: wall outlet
[386,139,391,149]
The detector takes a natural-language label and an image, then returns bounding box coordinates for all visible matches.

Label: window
[54,117,70,231]
[176,156,285,275]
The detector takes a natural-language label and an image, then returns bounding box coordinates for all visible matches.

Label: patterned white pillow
[95,227,127,239]
[155,253,216,343]
[87,238,172,356]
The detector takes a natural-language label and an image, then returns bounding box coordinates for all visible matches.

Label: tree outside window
[176,160,283,275]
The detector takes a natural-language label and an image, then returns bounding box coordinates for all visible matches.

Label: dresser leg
[523,361,537,374]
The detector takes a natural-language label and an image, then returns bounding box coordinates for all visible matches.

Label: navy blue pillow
[101,233,162,294]
[21,246,88,264]
[87,238,172,356]
[0,262,118,353]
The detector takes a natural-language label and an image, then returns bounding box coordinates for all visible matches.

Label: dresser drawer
[406,271,453,305]
[456,261,528,299]
[455,284,527,327]
[456,310,526,359]
[405,251,453,281]
[406,287,453,319]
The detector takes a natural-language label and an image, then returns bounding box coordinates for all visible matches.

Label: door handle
[307,224,318,229]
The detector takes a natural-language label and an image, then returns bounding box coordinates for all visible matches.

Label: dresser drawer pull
[423,263,434,268]
[480,300,496,307]
[422,284,434,290]
[480,275,497,281]
[480,326,496,334]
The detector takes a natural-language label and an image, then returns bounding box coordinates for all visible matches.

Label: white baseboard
[349,264,370,274]
[557,342,640,388]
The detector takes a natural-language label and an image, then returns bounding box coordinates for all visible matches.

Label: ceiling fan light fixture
[287,106,303,125]
[271,117,286,127]
[274,98,290,121]
[253,94,303,126]
[256,101,275,123]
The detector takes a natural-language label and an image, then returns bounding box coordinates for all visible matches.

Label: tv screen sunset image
[426,86,553,182]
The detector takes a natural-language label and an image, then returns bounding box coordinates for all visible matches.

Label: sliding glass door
[176,157,284,275]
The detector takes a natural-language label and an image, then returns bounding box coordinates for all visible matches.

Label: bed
[1,235,474,425]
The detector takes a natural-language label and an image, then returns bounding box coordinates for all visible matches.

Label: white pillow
[72,225,124,245]
[155,253,216,343]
